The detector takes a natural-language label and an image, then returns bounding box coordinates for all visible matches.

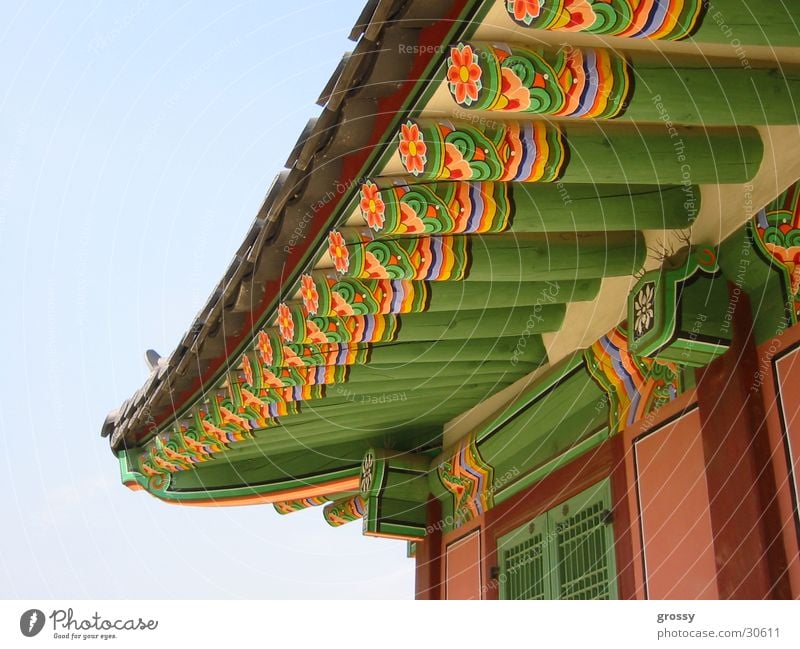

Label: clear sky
[0,0,414,598]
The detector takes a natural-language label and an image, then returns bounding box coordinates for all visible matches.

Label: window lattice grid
[503,535,546,600]
[555,501,612,600]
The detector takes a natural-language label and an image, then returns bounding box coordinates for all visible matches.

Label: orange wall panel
[771,342,800,594]
[634,408,719,599]
[774,346,800,525]
[445,530,482,600]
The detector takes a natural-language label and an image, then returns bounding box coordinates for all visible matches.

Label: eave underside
[107,0,800,512]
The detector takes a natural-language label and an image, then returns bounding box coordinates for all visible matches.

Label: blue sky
[0,0,414,598]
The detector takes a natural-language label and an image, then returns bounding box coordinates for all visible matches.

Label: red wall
[416,322,800,600]
[631,405,719,598]
[444,531,482,599]
[757,331,800,595]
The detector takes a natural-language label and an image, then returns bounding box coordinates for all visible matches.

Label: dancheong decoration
[273,302,399,345]
[752,183,800,323]
[584,326,681,433]
[437,432,495,527]
[357,181,511,236]
[327,230,470,281]
[359,448,429,540]
[300,274,429,317]
[273,496,332,515]
[323,495,367,527]
[254,329,369,369]
[503,0,704,41]
[446,43,631,119]
[626,246,731,367]
[396,119,566,182]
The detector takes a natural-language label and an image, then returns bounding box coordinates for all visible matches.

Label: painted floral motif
[397,202,425,234]
[505,0,703,40]
[369,182,510,235]
[441,143,472,181]
[398,121,427,176]
[323,495,366,527]
[362,251,391,279]
[330,291,356,316]
[557,0,596,31]
[446,43,629,119]
[256,330,273,366]
[400,119,565,183]
[344,235,468,281]
[241,353,254,386]
[277,303,294,342]
[303,319,329,345]
[633,282,655,338]
[507,0,542,24]
[753,183,800,321]
[447,44,482,106]
[280,345,305,367]
[499,67,531,111]
[506,0,596,30]
[300,274,320,315]
[359,181,386,231]
[328,230,350,274]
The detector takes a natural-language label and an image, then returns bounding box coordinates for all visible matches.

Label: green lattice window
[497,480,618,600]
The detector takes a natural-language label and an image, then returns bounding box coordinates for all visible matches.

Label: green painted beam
[175,388,504,471]
[167,440,371,492]
[327,372,527,402]
[465,231,645,282]
[392,303,565,340]
[506,183,697,230]
[290,273,600,318]
[499,0,799,48]
[452,42,800,126]
[427,278,601,309]
[367,334,546,365]
[628,61,800,126]
[272,383,515,426]
[344,360,537,384]
[559,123,762,185]
[689,1,800,47]
[400,120,762,185]
[367,181,697,235]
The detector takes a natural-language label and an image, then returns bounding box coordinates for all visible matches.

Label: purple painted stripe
[361,315,376,342]
[572,49,599,118]
[598,336,641,421]
[515,122,537,181]
[465,182,485,233]
[390,279,404,313]
[637,0,670,38]
[427,237,445,280]
[458,444,487,514]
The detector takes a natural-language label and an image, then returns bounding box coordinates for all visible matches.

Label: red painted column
[695,287,791,598]
[609,434,637,600]
[415,498,443,600]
